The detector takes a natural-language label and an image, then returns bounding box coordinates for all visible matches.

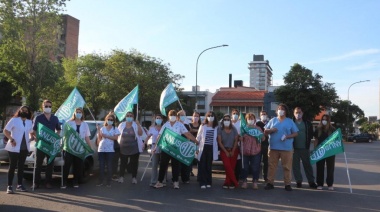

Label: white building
[248,55,273,91]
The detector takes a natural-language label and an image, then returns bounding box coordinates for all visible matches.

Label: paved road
[0,140,379,212]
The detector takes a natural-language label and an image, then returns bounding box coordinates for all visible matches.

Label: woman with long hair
[96,113,120,187]
[4,106,33,193]
[189,111,201,177]
[217,114,239,189]
[314,114,336,190]
[62,107,92,189]
[197,111,219,189]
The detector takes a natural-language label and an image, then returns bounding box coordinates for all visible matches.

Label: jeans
[35,149,53,184]
[241,154,262,182]
[120,153,139,178]
[292,148,315,183]
[63,152,83,185]
[316,155,335,187]
[198,145,213,186]
[8,150,28,186]
[98,152,114,184]
[267,149,293,185]
[220,149,239,187]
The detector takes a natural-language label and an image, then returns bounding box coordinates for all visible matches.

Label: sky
[65,0,380,118]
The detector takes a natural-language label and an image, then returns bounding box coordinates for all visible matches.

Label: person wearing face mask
[292,107,318,189]
[230,109,242,183]
[62,107,92,189]
[241,113,265,189]
[314,114,336,191]
[264,103,298,191]
[189,111,201,177]
[196,111,219,189]
[96,113,120,187]
[117,111,143,184]
[32,100,61,190]
[177,110,192,184]
[153,110,198,189]
[256,110,269,182]
[217,114,239,189]
[4,106,33,194]
[145,114,165,187]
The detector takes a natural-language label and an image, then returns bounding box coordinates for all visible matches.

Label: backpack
[242,134,261,156]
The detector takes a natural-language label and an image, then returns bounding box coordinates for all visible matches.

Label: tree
[330,100,364,133]
[274,63,338,121]
[0,79,14,129]
[360,122,380,135]
[0,0,67,110]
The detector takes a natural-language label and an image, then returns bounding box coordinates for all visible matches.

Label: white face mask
[296,114,302,119]
[169,116,177,122]
[322,120,327,125]
[193,117,199,122]
[223,121,230,126]
[207,117,214,122]
[278,110,285,116]
[260,115,267,121]
[43,107,52,114]
[247,120,255,125]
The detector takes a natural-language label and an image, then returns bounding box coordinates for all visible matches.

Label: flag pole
[32,150,37,192]
[86,105,96,123]
[136,103,139,121]
[177,100,184,111]
[140,154,153,181]
[343,152,353,193]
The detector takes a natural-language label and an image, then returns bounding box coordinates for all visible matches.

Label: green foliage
[274,63,338,121]
[0,0,67,110]
[331,100,364,134]
[360,122,379,134]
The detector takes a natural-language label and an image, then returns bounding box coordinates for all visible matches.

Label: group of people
[4,100,337,194]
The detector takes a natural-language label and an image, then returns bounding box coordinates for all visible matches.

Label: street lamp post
[346,80,370,140]
[195,44,228,111]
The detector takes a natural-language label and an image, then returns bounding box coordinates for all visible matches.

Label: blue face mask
[180,116,186,122]
[107,121,114,125]
[126,117,133,122]
[75,113,82,119]
[155,119,162,125]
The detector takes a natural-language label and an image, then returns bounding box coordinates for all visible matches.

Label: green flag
[240,112,263,142]
[55,88,86,123]
[157,128,196,166]
[62,123,94,161]
[114,85,139,121]
[159,83,179,116]
[36,123,62,164]
[310,128,344,165]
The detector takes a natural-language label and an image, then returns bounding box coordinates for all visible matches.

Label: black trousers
[180,163,191,183]
[316,155,335,187]
[112,149,120,176]
[35,149,54,184]
[158,151,180,182]
[198,145,213,186]
[62,152,83,185]
[120,153,139,178]
[8,150,28,186]
[260,144,269,180]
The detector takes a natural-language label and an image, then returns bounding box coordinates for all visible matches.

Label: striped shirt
[205,128,215,146]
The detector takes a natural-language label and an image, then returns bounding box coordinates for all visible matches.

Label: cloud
[345,59,379,71]
[304,49,380,64]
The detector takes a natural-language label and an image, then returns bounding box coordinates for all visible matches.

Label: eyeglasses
[44,105,52,108]
[108,119,114,121]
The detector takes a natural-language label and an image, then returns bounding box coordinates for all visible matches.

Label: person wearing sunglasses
[4,106,34,194]
[96,113,120,187]
[197,111,219,189]
[32,100,61,190]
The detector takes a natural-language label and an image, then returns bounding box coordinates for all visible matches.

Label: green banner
[310,128,344,165]
[62,123,94,161]
[159,83,179,116]
[114,85,139,122]
[157,128,196,166]
[240,112,263,142]
[55,87,86,123]
[36,123,62,164]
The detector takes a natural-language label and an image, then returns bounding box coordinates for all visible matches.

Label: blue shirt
[264,117,298,151]
[33,114,61,132]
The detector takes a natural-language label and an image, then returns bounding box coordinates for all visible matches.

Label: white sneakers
[154,182,164,188]
[173,181,179,189]
[132,178,137,184]
[328,186,334,191]
[118,177,124,183]
[317,186,323,190]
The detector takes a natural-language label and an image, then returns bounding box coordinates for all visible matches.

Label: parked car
[347,133,374,143]
[23,120,103,182]
[0,132,9,161]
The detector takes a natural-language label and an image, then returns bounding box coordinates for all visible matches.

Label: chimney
[229,74,232,88]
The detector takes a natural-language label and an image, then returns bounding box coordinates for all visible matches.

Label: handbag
[242,134,261,156]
